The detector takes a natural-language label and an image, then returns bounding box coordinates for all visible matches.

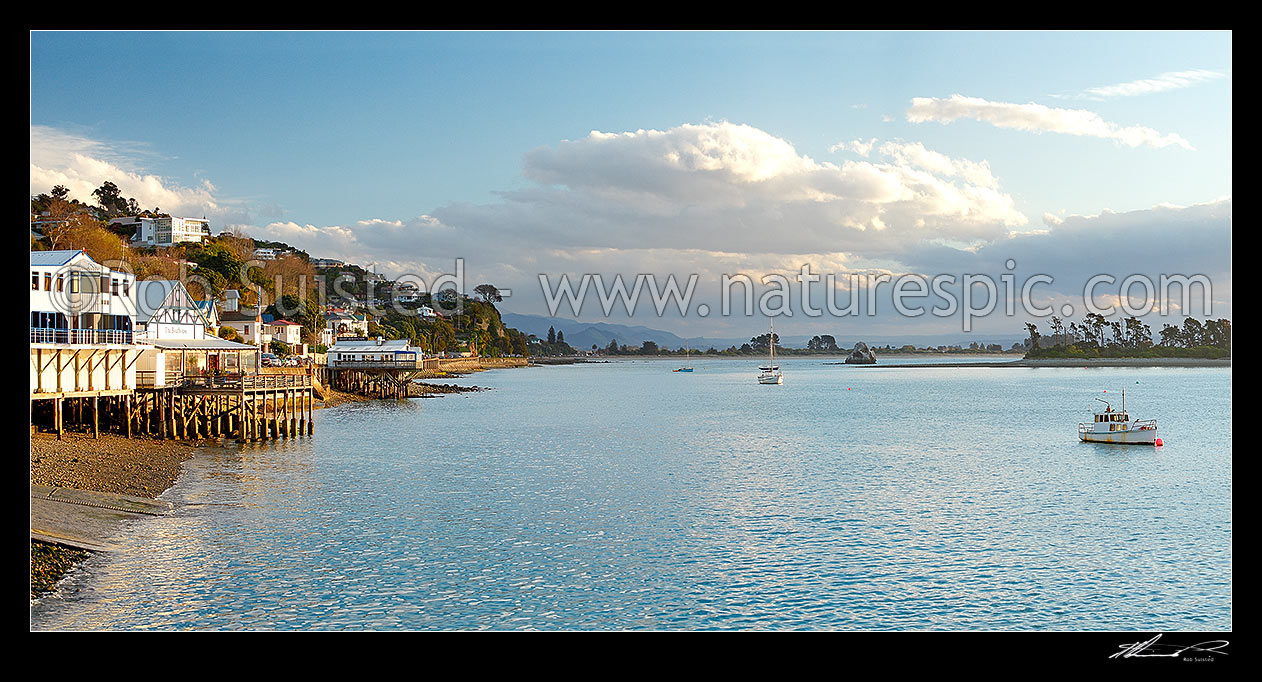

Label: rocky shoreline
[409,381,487,397]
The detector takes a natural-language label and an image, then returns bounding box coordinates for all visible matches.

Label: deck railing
[136,372,312,390]
[30,328,133,345]
[327,359,422,369]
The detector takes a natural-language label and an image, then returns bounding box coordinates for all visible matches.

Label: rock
[845,342,877,364]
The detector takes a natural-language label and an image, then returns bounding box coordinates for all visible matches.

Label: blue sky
[30,31,1232,340]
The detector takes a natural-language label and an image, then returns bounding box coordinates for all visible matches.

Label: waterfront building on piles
[30,251,141,422]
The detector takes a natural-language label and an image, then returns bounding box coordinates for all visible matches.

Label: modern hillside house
[110,215,211,246]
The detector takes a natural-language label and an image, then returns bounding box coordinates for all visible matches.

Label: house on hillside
[267,319,303,346]
[327,312,369,338]
[112,215,211,246]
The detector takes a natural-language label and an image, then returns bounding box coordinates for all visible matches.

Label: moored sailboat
[757,319,783,384]
[674,343,694,372]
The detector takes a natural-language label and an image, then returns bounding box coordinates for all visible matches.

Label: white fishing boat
[757,319,783,384]
[1078,390,1160,445]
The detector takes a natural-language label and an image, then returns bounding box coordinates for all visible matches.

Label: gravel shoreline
[29,432,205,600]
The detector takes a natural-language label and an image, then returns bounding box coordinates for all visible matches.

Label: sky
[30,30,1232,342]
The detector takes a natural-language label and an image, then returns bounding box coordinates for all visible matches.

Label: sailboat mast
[769,318,775,368]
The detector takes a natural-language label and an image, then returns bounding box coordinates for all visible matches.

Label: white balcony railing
[30,327,133,345]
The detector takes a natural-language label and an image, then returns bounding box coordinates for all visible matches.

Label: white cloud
[906,94,1195,150]
[831,138,876,157]
[236,122,1034,322]
[1071,69,1227,100]
[30,125,249,223]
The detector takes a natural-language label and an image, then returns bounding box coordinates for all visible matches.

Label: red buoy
[1154,438,1164,447]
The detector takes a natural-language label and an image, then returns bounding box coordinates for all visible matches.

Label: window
[45,273,52,291]
[112,278,119,295]
[32,272,38,290]
[122,279,130,297]
[56,275,64,293]
[69,274,79,294]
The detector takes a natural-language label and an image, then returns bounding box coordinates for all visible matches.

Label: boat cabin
[1092,408,1131,432]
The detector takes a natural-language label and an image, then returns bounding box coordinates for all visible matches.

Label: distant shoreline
[861,357,1231,368]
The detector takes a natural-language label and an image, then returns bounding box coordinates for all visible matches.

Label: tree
[1204,318,1231,349]
[474,284,503,303]
[1084,313,1107,346]
[1159,323,1181,347]
[1024,322,1041,350]
[1181,318,1205,347]
[50,185,70,201]
[91,181,131,218]
[1124,317,1152,349]
[547,326,557,344]
[750,333,779,350]
[806,334,838,351]
[556,330,565,344]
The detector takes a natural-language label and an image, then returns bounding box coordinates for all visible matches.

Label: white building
[30,250,137,344]
[30,250,140,397]
[219,309,267,345]
[113,216,212,247]
[267,320,303,345]
[326,338,419,367]
[252,248,281,260]
[327,312,369,337]
[134,280,214,340]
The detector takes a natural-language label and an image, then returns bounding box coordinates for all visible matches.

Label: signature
[1110,634,1230,659]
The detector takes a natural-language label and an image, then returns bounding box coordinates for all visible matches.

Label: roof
[268,320,302,326]
[329,339,412,352]
[30,250,93,267]
[220,310,260,322]
[139,338,258,351]
[135,280,214,329]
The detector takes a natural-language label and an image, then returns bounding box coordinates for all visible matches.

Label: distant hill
[501,312,1025,351]
[502,313,703,350]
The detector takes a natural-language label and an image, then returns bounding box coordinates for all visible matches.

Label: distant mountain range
[501,313,1025,350]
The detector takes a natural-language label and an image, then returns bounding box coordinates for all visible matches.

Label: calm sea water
[31,357,1232,630]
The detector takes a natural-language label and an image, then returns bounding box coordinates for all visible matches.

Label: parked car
[261,353,278,367]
